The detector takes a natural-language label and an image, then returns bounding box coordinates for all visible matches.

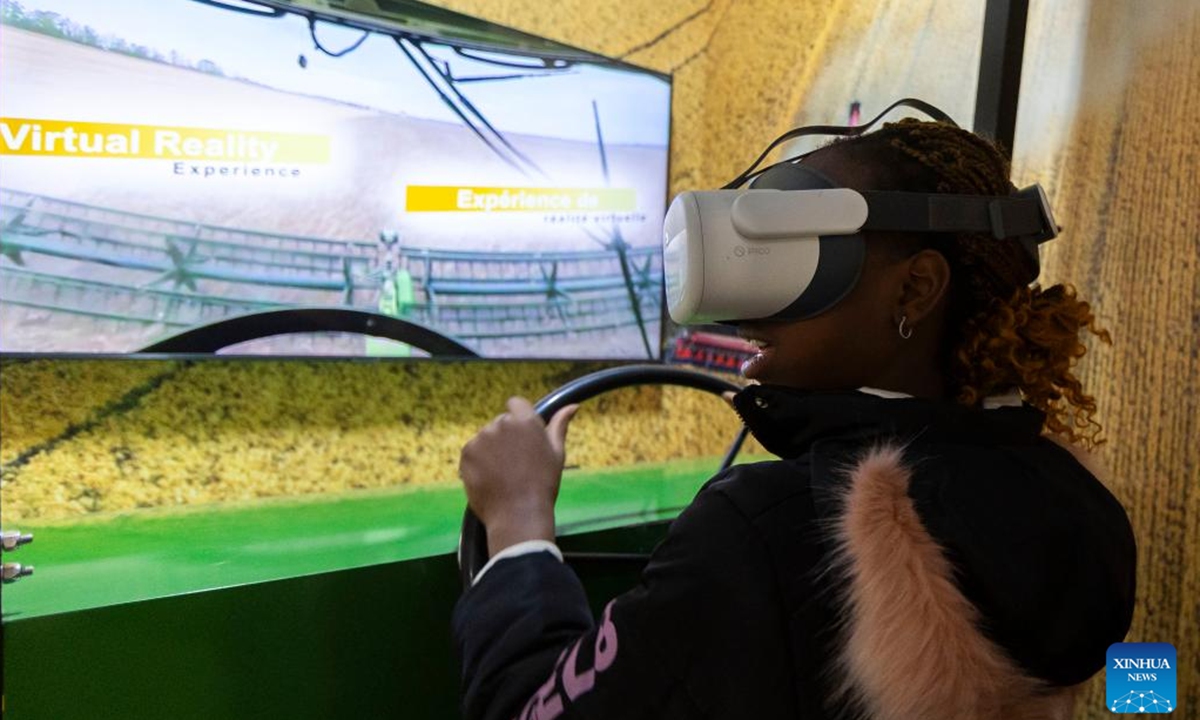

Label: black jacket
[452,386,1137,720]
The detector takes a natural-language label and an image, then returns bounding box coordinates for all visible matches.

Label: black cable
[719,425,751,472]
[308,17,370,58]
[393,37,525,176]
[722,98,957,190]
[411,40,545,177]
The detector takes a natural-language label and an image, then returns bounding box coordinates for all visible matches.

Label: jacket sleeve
[452,477,789,720]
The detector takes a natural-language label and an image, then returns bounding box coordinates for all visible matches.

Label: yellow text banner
[0,117,330,163]
[407,186,637,213]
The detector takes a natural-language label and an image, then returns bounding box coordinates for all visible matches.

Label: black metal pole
[973,0,1030,158]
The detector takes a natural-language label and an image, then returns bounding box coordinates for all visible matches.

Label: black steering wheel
[139,308,477,356]
[458,364,748,589]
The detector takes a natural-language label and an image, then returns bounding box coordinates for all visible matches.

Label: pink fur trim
[830,445,1078,720]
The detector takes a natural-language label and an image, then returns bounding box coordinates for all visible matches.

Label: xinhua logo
[1107,643,1176,713]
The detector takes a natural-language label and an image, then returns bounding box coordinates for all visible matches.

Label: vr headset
[663,99,1059,325]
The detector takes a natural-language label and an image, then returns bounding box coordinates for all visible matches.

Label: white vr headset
[662,99,1059,325]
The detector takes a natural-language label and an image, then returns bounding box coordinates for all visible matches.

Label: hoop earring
[898,316,913,340]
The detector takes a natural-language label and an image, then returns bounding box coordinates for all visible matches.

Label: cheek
[775,308,894,386]
[772,323,868,384]
[817,327,878,369]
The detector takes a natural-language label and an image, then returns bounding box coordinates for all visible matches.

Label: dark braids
[833,119,1110,446]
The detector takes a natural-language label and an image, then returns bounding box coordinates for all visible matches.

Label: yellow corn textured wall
[1012,2,1200,715]
[0,1,1196,716]
[0,359,749,521]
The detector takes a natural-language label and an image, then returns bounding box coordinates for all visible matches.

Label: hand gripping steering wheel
[458,364,748,589]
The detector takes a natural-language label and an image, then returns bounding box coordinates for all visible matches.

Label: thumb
[546,404,579,458]
[506,396,536,419]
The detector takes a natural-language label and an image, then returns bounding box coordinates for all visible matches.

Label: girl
[455,118,1137,720]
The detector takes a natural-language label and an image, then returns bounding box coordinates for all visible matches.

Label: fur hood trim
[829,445,1079,720]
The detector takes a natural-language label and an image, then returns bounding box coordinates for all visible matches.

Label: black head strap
[861,187,1056,242]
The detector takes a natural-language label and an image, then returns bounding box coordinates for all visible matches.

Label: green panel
[2,456,772,718]
[6,558,465,720]
[3,456,742,619]
[2,523,673,720]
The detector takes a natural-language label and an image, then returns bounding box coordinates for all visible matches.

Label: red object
[670,331,755,371]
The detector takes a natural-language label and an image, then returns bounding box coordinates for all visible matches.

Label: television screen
[0,0,670,359]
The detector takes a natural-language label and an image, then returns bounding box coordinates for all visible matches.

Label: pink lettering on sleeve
[512,599,622,719]
[562,640,595,701]
[532,672,564,720]
[514,672,564,720]
[594,600,618,672]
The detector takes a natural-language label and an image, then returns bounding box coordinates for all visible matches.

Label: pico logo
[1107,643,1176,713]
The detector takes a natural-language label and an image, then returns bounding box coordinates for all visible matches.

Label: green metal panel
[6,556,466,720]
[2,521,674,720]
[2,457,754,718]
[3,458,724,619]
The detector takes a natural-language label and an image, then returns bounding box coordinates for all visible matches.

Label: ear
[895,249,951,326]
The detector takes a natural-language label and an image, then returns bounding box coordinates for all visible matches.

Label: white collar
[857,387,913,400]
[858,387,1024,409]
[981,391,1023,409]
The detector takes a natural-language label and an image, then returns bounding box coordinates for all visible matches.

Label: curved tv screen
[0,0,671,358]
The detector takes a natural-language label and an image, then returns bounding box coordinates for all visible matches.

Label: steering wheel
[139,308,477,356]
[458,364,749,589]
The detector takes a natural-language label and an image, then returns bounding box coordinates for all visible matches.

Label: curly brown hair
[833,119,1110,446]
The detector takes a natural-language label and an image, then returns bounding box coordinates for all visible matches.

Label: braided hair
[832,119,1109,446]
